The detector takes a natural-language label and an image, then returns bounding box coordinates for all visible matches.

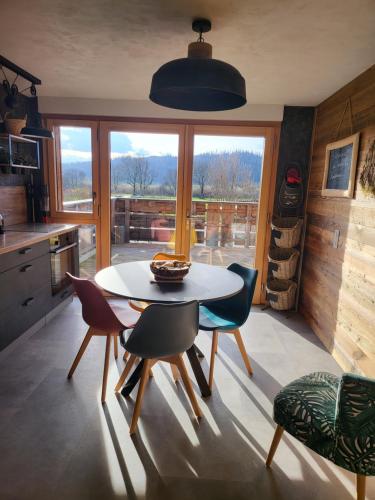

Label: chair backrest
[124,301,199,359]
[335,372,375,437]
[207,263,258,327]
[153,252,187,262]
[67,273,125,332]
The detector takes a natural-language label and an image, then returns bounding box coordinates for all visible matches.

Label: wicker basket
[272,217,303,248]
[4,113,27,136]
[266,279,297,311]
[268,247,300,279]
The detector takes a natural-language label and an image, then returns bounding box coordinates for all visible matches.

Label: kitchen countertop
[0,224,79,255]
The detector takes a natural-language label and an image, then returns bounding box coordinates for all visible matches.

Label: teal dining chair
[266,372,375,500]
[198,263,258,389]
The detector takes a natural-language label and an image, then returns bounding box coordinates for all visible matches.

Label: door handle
[19,247,32,255]
[23,297,35,307]
[20,264,33,272]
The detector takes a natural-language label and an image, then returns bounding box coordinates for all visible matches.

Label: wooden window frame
[43,115,280,303]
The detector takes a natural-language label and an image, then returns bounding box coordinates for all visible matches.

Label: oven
[49,229,79,296]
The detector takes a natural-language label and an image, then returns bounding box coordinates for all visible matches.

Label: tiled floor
[0,299,373,500]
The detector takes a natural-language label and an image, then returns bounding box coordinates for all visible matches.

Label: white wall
[38,97,283,122]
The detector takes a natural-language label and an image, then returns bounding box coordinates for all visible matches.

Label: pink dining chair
[66,273,140,403]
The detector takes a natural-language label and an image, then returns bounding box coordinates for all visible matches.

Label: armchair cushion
[273,371,375,476]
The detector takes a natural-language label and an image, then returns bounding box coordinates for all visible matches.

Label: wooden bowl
[150,260,191,281]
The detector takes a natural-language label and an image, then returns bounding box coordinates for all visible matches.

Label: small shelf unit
[0,133,40,170]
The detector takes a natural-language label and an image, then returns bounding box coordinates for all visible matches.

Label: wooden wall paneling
[300,64,375,377]
[0,186,27,226]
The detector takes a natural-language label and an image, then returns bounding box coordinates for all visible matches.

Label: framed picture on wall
[322,132,360,198]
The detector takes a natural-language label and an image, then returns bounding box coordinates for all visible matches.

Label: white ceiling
[1,0,374,106]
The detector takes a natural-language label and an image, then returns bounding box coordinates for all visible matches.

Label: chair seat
[111,303,140,330]
[199,305,239,331]
[274,372,339,452]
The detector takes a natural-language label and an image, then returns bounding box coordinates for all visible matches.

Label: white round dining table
[94,261,245,398]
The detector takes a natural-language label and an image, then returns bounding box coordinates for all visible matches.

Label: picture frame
[322,132,360,198]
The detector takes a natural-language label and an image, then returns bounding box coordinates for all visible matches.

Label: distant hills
[62,150,263,185]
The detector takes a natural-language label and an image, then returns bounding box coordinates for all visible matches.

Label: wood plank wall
[0,186,28,226]
[300,65,375,377]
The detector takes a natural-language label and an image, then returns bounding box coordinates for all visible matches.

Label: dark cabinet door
[0,253,52,313]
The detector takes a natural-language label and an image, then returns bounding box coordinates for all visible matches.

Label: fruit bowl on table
[150,260,191,282]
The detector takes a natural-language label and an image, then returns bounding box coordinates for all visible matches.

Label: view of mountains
[62,150,263,186]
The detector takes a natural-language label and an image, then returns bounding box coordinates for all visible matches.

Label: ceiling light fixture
[149,19,246,112]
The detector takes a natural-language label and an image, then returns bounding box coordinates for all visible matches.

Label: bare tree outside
[137,157,153,194]
[162,168,177,196]
[123,159,139,195]
[193,160,210,197]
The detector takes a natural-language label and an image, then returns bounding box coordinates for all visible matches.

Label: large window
[58,126,94,213]
[189,134,265,268]
[110,131,180,265]
[47,119,279,303]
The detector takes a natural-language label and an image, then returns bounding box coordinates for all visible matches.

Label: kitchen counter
[0,224,79,255]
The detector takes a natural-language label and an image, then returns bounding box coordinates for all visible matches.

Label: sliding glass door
[99,123,186,267]
[187,132,265,268]
[109,130,181,264]
[181,125,278,303]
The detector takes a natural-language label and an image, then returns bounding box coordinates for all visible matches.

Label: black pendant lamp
[21,111,54,140]
[149,19,246,112]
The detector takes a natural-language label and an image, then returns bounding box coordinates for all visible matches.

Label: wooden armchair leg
[129,359,152,434]
[123,350,129,361]
[233,329,253,376]
[115,354,137,392]
[67,330,92,379]
[266,425,284,467]
[356,474,366,500]
[114,335,118,359]
[209,331,219,389]
[101,335,112,404]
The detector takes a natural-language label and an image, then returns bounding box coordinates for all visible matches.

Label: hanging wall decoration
[359,139,375,196]
[322,132,360,198]
[321,98,360,198]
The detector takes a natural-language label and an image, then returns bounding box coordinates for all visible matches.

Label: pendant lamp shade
[21,111,54,140]
[149,19,246,112]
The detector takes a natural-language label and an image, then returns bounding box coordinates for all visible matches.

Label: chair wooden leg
[67,330,92,379]
[233,329,253,376]
[123,350,129,361]
[356,474,366,500]
[101,335,112,404]
[114,335,118,359]
[102,335,112,403]
[266,425,284,467]
[171,363,180,383]
[129,359,152,434]
[175,354,202,418]
[115,354,137,392]
[209,331,218,389]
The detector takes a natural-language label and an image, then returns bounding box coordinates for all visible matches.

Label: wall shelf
[0,133,40,170]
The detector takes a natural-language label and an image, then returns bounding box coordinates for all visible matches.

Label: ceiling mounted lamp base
[149,19,246,112]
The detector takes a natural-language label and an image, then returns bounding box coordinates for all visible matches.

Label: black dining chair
[115,300,203,434]
[198,263,258,389]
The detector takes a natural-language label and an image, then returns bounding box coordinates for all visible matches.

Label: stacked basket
[266,217,303,310]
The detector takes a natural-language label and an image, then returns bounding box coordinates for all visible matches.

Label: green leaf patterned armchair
[266,372,375,500]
